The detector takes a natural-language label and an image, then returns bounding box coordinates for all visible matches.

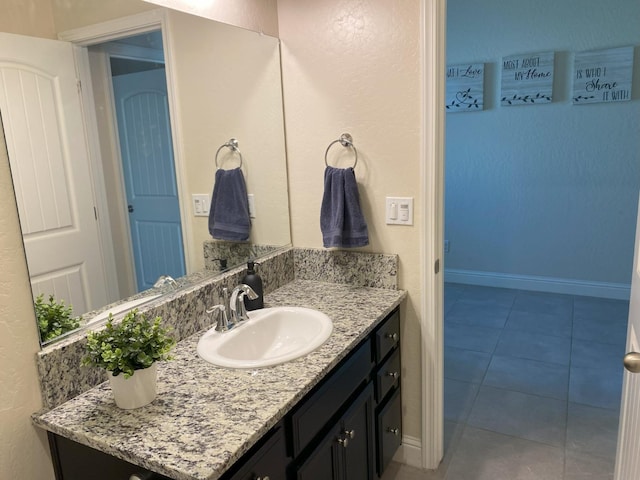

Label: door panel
[0,32,109,317]
[112,67,185,291]
[614,195,640,478]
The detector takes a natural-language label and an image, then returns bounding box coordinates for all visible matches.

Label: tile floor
[382,283,628,480]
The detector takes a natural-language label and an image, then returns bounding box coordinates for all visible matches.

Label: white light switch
[385,197,413,225]
[192,194,210,217]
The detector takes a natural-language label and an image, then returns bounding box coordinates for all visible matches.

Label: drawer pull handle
[385,332,399,341]
[387,427,400,436]
[337,429,355,447]
[386,371,399,379]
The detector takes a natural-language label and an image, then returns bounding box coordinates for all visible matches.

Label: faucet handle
[207,304,230,332]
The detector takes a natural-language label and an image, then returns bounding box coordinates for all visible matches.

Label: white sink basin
[197,306,333,369]
[87,295,162,324]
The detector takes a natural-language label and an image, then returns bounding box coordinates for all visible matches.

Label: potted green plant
[82,309,175,409]
[35,294,81,343]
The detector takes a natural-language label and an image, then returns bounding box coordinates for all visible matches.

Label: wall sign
[446,63,484,113]
[573,46,634,104]
[501,51,554,106]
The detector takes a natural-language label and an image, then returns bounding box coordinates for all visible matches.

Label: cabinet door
[377,388,402,475]
[341,383,375,480]
[227,426,289,480]
[295,424,342,480]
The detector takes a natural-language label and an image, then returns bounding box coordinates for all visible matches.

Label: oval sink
[197,306,333,369]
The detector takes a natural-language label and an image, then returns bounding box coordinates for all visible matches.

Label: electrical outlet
[444,240,450,253]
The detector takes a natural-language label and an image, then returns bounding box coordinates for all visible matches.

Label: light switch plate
[385,197,413,225]
[192,194,210,217]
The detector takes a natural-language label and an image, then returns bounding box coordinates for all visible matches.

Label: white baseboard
[445,268,630,300]
[392,435,422,469]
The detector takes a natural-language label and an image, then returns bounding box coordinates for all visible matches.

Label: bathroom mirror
[0,2,290,346]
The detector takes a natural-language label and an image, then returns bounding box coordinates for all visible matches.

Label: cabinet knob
[387,427,400,436]
[385,332,399,341]
[386,371,399,379]
[256,477,270,480]
[338,429,355,447]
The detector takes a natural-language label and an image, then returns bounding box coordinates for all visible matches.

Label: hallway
[383,283,627,480]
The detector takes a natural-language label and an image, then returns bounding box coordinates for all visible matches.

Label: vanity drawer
[374,309,400,363]
[291,338,373,456]
[377,387,402,476]
[375,348,400,402]
[226,425,288,480]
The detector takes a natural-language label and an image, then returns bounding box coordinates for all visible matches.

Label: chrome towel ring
[324,133,357,169]
[215,138,243,169]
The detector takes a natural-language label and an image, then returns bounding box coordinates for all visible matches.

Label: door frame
[58,9,193,293]
[421,0,446,470]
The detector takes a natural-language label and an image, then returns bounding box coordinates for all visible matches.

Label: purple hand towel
[208,167,251,241]
[320,166,369,248]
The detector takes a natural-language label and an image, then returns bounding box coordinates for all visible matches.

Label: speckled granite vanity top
[33,280,406,480]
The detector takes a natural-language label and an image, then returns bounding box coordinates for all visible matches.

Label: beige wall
[277,0,424,439]
[0,5,56,480]
[0,0,55,38]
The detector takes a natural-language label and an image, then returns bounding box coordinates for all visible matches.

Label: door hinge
[94,206,98,220]
[434,259,440,274]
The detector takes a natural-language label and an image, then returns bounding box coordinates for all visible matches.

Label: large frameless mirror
[0,1,290,346]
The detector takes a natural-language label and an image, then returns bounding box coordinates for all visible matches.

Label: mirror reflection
[0,2,290,345]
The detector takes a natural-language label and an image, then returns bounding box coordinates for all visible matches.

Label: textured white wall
[446,0,640,286]
[277,0,424,439]
[0,119,54,478]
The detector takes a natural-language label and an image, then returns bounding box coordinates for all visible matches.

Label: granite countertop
[33,280,406,480]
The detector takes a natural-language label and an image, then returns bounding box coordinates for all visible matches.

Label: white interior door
[0,32,109,317]
[614,194,640,478]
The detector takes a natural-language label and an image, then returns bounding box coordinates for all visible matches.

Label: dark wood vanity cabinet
[48,307,402,480]
[295,383,375,480]
[48,433,173,480]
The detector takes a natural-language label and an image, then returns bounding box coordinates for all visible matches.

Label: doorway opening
[437,0,639,478]
[87,32,186,296]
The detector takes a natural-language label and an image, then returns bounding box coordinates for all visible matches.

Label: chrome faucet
[209,285,258,333]
[229,284,258,326]
[153,275,178,290]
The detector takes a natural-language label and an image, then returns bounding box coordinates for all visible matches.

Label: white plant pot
[108,363,157,409]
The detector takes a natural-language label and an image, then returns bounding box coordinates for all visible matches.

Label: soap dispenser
[241,260,263,311]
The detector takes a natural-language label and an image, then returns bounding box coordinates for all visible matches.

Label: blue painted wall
[445,0,640,290]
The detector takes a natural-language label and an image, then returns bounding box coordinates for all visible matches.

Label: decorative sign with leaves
[446,63,484,113]
[501,51,554,106]
[573,46,634,104]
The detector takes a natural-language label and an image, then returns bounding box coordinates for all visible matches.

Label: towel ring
[324,133,358,169]
[215,138,243,170]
